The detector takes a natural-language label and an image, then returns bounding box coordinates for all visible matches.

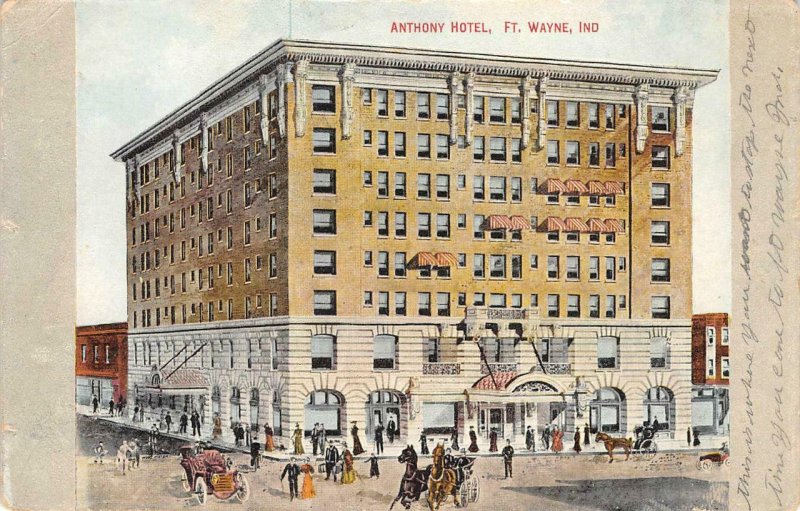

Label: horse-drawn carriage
[178,446,250,505]
[456,465,479,508]
[391,444,479,510]
[595,425,659,462]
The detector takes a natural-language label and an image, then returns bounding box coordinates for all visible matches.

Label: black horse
[390,445,431,510]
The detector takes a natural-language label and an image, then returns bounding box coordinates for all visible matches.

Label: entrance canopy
[144,369,209,395]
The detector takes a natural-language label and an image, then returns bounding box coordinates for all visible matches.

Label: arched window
[311,334,336,369]
[151,374,161,386]
[249,389,260,430]
[590,387,626,434]
[211,385,221,416]
[272,391,283,436]
[373,335,397,370]
[230,387,242,422]
[305,390,344,435]
[228,339,235,369]
[644,386,674,431]
[271,339,279,370]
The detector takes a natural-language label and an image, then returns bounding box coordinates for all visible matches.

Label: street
[77,414,728,510]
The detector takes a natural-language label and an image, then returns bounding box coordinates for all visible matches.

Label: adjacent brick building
[690,313,729,435]
[75,322,128,406]
[111,40,717,444]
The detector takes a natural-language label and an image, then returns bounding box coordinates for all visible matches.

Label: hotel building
[111,40,717,444]
[691,313,730,436]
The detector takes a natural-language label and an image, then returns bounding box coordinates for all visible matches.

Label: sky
[76,0,731,325]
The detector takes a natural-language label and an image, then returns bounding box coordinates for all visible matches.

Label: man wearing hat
[324,440,340,482]
[280,457,301,501]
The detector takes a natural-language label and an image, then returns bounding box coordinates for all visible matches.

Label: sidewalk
[77,407,729,463]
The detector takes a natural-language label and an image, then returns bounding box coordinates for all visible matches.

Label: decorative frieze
[673,85,688,156]
[464,72,475,145]
[293,59,309,137]
[199,112,208,174]
[536,76,548,150]
[422,362,461,376]
[340,62,356,140]
[276,63,289,139]
[448,72,459,144]
[171,131,181,182]
[634,83,650,153]
[258,74,270,145]
[520,75,533,149]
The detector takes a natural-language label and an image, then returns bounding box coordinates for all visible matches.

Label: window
[313,209,336,234]
[509,178,523,203]
[313,291,336,316]
[417,213,431,238]
[489,137,506,162]
[489,294,506,308]
[650,337,669,368]
[566,256,580,280]
[377,131,389,156]
[436,94,449,120]
[566,101,579,127]
[373,335,397,369]
[588,103,599,128]
[363,291,373,306]
[312,129,336,153]
[473,176,485,200]
[269,213,277,238]
[489,97,505,123]
[511,255,522,279]
[269,253,277,278]
[395,292,407,315]
[244,221,251,246]
[394,252,406,277]
[377,171,389,197]
[362,88,372,105]
[589,295,600,318]
[436,174,450,199]
[547,256,559,279]
[652,106,670,131]
[651,183,670,207]
[605,295,616,318]
[417,93,430,119]
[391,172,406,198]
[417,174,431,199]
[363,171,372,187]
[489,255,506,278]
[311,85,336,113]
[377,251,389,277]
[721,357,730,378]
[605,143,616,167]
[651,258,670,282]
[721,327,729,345]
[436,292,450,316]
[473,214,485,239]
[588,143,600,166]
[529,254,538,269]
[547,140,559,164]
[427,338,440,363]
[363,130,372,146]
[473,293,486,306]
[473,254,485,278]
[457,214,467,229]
[312,169,336,194]
[651,221,670,245]
[394,132,406,157]
[511,138,522,163]
[394,91,406,117]
[652,146,670,169]
[489,176,506,201]
[418,292,431,316]
[268,174,278,198]
[436,214,450,238]
[605,104,615,129]
[511,98,521,123]
[605,256,616,281]
[436,135,449,159]
[597,336,619,368]
[546,100,558,126]
[378,292,389,315]
[313,251,336,275]
[651,296,670,319]
[567,295,580,317]
[376,90,388,116]
[566,141,580,165]
[395,212,407,237]
[311,334,335,369]
[547,294,559,317]
[473,136,485,160]
[417,134,431,158]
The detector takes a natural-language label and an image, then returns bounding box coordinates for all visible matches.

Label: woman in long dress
[468,426,479,453]
[300,457,316,499]
[489,428,498,452]
[212,414,222,440]
[341,445,357,484]
[551,427,564,452]
[264,423,275,452]
[351,422,365,456]
[292,423,305,455]
[573,429,582,453]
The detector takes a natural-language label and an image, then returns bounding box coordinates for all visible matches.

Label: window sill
[312,152,337,157]
[312,193,337,198]
[489,160,508,164]
[312,111,336,116]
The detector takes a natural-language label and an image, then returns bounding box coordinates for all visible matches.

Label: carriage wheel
[724,458,730,467]
[235,474,250,503]
[696,459,704,471]
[180,471,191,492]
[194,477,208,505]
[469,476,479,503]
[642,441,657,460]
[700,459,712,471]
[458,483,469,508]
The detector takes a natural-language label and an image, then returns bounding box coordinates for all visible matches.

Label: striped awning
[415,252,436,267]
[564,179,589,194]
[605,181,625,195]
[543,178,568,194]
[605,219,626,233]
[485,214,514,230]
[509,215,531,231]
[473,371,518,391]
[435,252,459,267]
[587,218,612,233]
[587,180,606,195]
[564,217,591,232]
[544,216,568,232]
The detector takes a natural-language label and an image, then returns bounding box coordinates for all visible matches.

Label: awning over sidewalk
[472,371,518,391]
[145,369,209,394]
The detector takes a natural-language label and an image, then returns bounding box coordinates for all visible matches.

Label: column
[634,83,650,153]
[293,59,309,137]
[340,62,356,139]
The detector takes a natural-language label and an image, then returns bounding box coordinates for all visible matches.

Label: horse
[595,432,633,462]
[390,445,430,510]
[426,443,459,510]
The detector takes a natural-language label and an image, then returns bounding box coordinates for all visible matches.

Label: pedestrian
[351,422,365,456]
[687,426,692,447]
[180,412,188,434]
[250,440,261,471]
[190,412,197,436]
[489,427,498,452]
[341,443,357,484]
[311,423,320,455]
[525,426,535,451]
[212,413,222,440]
[551,426,564,453]
[293,423,305,455]
[132,441,141,469]
[300,457,316,499]
[502,439,514,479]
[419,432,429,455]
[108,398,115,416]
[149,423,160,454]
[324,440,340,482]
[117,399,124,416]
[468,426,479,453]
[92,395,99,414]
[165,412,172,433]
[245,423,251,446]
[583,423,590,446]
[573,429,582,453]
[116,440,130,474]
[280,457,301,501]
[443,448,456,469]
[317,423,326,455]
[364,452,380,478]
[264,422,275,452]
[387,418,396,444]
[133,404,140,423]
[374,422,384,455]
[693,428,701,447]
[138,405,144,423]
[450,429,459,451]
[541,425,551,451]
[93,441,107,464]
[652,418,660,432]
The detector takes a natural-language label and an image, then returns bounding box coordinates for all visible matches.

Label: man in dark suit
[502,439,514,479]
[387,419,396,444]
[324,441,340,482]
[374,423,385,455]
[280,458,301,500]
[179,413,188,434]
[250,441,261,471]
[525,426,535,451]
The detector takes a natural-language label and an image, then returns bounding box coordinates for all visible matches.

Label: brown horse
[426,443,458,510]
[595,432,632,462]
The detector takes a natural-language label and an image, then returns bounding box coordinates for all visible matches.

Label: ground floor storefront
[77,376,120,407]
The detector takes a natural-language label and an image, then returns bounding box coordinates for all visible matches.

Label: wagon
[456,467,479,508]
[631,426,658,460]
[178,446,250,505]
[696,443,730,471]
